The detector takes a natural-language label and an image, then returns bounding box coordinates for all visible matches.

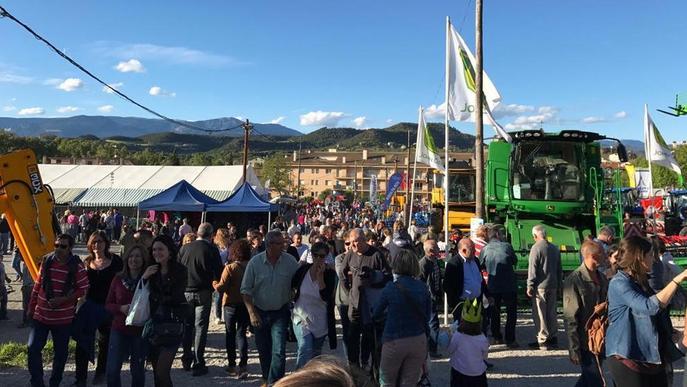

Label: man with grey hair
[179,222,223,375]
[241,229,299,385]
[526,224,562,350]
[480,225,519,347]
[339,227,391,377]
[594,226,614,254]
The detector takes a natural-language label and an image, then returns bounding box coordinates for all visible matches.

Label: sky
[0,0,686,141]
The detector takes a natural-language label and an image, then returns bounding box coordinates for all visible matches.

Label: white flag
[644,104,681,175]
[415,107,445,172]
[446,19,511,142]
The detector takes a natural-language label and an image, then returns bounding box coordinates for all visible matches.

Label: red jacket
[105,276,143,335]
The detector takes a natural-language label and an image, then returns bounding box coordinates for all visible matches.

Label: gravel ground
[1,246,686,386]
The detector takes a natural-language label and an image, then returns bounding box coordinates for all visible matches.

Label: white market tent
[38,164,265,207]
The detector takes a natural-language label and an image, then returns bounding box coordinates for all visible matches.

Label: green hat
[461,298,482,324]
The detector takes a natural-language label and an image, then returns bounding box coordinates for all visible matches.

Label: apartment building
[283,148,474,201]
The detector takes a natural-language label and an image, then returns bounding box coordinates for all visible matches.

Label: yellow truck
[0,149,57,280]
[431,167,476,233]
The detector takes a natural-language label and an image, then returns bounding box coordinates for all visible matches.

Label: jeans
[337,304,350,358]
[0,232,9,254]
[28,321,71,387]
[75,321,111,382]
[12,250,22,277]
[254,305,289,383]
[292,319,327,369]
[182,289,212,368]
[224,304,249,368]
[575,349,604,387]
[106,330,147,387]
[427,303,440,353]
[213,291,222,321]
[491,291,518,343]
[21,285,32,324]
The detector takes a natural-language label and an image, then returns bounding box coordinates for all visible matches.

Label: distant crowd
[2,202,687,387]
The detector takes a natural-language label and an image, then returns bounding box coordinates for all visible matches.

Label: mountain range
[0,115,301,138]
[0,115,645,156]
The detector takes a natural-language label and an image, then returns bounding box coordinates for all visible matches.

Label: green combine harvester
[485,129,628,279]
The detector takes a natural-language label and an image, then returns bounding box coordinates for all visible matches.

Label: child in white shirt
[447,299,488,387]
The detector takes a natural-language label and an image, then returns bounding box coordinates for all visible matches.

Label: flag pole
[409,106,421,229]
[444,16,451,327]
[644,104,654,196]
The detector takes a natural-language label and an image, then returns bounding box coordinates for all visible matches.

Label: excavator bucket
[0,149,56,280]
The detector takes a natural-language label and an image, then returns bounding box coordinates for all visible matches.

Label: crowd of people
[5,201,687,387]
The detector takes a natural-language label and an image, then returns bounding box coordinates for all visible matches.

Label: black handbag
[143,319,184,346]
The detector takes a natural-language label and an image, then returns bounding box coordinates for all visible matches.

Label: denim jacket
[372,275,431,343]
[605,270,662,364]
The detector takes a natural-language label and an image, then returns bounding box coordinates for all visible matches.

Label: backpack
[585,300,608,386]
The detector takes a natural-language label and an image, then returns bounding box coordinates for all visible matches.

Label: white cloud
[96,42,242,67]
[149,86,176,97]
[0,71,32,84]
[269,116,286,124]
[115,59,145,73]
[582,116,606,124]
[43,78,62,86]
[386,119,394,124]
[352,116,367,128]
[56,78,83,92]
[102,82,123,94]
[614,111,627,119]
[424,103,446,120]
[97,105,114,113]
[57,106,80,113]
[492,103,535,118]
[300,111,345,127]
[3,106,16,112]
[504,106,559,130]
[17,107,45,116]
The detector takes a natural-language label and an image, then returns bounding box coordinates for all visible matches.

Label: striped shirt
[29,255,89,325]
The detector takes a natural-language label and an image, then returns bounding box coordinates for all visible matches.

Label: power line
[0,6,242,134]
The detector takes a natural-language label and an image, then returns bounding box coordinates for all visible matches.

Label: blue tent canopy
[206,182,278,212]
[138,180,220,212]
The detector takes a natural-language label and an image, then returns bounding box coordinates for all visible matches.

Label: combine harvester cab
[486,129,627,280]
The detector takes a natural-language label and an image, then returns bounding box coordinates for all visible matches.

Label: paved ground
[1,245,686,386]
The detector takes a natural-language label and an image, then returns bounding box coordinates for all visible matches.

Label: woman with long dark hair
[105,243,149,387]
[606,236,687,387]
[142,234,189,387]
[213,239,251,379]
[74,230,123,386]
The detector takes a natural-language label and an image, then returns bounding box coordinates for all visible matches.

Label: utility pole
[475,0,485,219]
[242,119,253,184]
[405,127,411,225]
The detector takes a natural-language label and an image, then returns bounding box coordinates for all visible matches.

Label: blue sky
[0,0,685,141]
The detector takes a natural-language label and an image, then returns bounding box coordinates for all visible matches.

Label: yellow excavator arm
[0,149,57,280]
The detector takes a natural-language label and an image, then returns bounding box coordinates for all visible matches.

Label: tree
[633,156,682,189]
[318,189,333,201]
[261,154,292,195]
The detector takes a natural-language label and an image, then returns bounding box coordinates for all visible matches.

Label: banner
[382,172,403,210]
[644,104,682,180]
[415,107,445,171]
[369,175,378,204]
[446,19,512,142]
[635,168,651,198]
